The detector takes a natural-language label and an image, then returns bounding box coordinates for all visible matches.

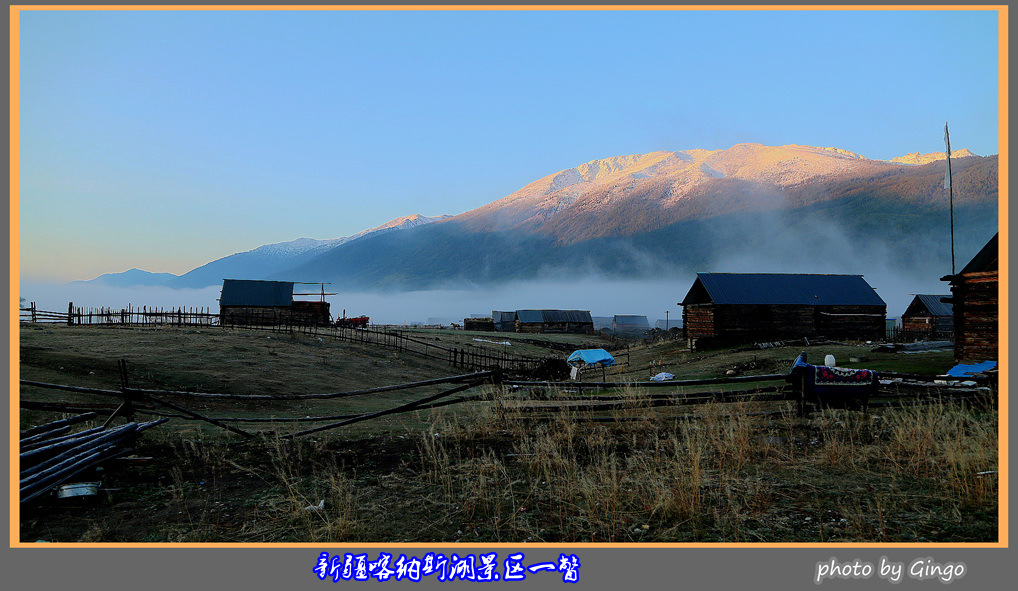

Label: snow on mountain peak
[252,237,344,257]
[889,148,977,165]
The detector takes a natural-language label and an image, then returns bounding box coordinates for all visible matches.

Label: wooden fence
[21,302,217,327]
[20,303,551,375]
[885,326,954,343]
[21,365,499,439]
[20,362,996,438]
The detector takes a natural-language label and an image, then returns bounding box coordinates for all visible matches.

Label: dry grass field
[18,324,998,543]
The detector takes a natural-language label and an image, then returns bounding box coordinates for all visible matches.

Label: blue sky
[17,8,1001,281]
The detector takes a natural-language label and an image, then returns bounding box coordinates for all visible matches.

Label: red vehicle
[335,315,370,328]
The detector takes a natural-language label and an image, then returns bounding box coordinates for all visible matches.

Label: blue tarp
[945,361,997,377]
[566,349,615,368]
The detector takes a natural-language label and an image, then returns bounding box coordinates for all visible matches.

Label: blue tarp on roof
[681,273,885,306]
[567,349,615,368]
[220,279,295,307]
[945,361,997,377]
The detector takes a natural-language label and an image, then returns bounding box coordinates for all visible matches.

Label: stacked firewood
[19,413,168,504]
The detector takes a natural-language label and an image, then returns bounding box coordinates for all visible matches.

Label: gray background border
[4,3,1010,589]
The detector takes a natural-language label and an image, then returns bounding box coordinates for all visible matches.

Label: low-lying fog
[20,269,953,327]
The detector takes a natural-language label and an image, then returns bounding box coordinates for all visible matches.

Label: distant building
[900,294,954,339]
[219,279,331,326]
[942,233,998,362]
[592,316,614,331]
[515,310,594,334]
[492,311,518,332]
[612,315,650,335]
[654,318,682,330]
[679,273,886,348]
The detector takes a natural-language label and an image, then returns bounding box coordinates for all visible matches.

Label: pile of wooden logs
[20,413,168,504]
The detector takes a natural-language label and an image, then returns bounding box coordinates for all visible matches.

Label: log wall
[902,315,954,336]
[951,270,998,362]
[515,321,594,334]
[683,303,885,346]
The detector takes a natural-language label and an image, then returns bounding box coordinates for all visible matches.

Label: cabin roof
[680,273,886,306]
[959,233,998,275]
[516,309,593,324]
[903,294,953,318]
[220,279,295,307]
[613,315,650,325]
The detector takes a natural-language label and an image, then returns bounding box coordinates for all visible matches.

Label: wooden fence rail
[20,303,218,327]
[21,358,995,439]
[20,303,550,375]
[20,363,500,438]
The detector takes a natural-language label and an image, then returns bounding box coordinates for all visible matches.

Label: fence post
[31,302,36,323]
[67,302,74,326]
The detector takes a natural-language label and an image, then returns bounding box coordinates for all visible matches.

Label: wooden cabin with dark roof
[941,233,998,362]
[900,294,954,339]
[515,310,594,334]
[679,273,886,349]
[219,279,331,326]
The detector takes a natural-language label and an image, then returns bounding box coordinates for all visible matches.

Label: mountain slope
[280,148,997,290]
[163,214,451,288]
[452,143,983,243]
[73,268,178,288]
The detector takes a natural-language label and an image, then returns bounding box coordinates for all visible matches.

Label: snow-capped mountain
[283,142,997,290]
[77,142,997,292]
[249,236,345,258]
[456,143,983,236]
[341,214,453,242]
[889,148,976,165]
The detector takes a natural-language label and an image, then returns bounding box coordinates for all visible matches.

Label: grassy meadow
[18,324,998,543]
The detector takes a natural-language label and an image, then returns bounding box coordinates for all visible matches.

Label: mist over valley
[48,143,998,325]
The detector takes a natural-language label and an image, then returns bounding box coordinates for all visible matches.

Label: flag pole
[944,122,955,275]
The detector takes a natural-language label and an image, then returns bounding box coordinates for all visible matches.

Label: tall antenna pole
[944,122,955,275]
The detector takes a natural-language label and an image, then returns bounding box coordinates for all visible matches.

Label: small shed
[612,315,650,335]
[679,273,886,348]
[515,310,594,334]
[941,233,998,362]
[219,279,331,326]
[900,294,954,338]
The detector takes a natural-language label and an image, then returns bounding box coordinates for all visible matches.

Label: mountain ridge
[73,142,995,291]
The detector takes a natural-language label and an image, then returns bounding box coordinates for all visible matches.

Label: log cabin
[514,310,594,334]
[900,294,954,339]
[219,279,331,326]
[941,233,998,362]
[679,273,886,349]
